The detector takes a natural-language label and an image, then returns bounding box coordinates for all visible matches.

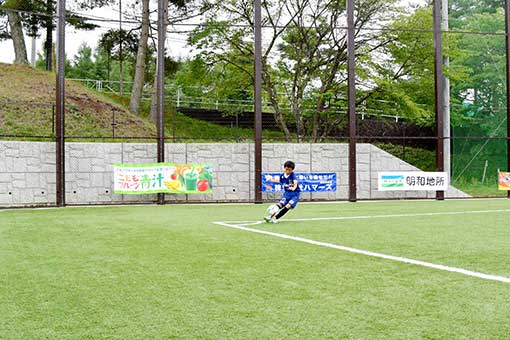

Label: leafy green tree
[452,9,506,130]
[449,0,502,28]
[189,0,400,141]
[364,7,439,126]
[66,43,96,79]
[447,8,508,181]
[98,29,138,81]
[171,55,253,115]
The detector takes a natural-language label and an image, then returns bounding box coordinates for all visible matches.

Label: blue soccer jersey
[278,172,300,209]
[280,172,301,192]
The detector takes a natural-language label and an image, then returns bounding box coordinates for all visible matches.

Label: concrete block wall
[0,141,468,206]
[0,142,56,205]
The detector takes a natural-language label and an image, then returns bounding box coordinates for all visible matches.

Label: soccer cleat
[264,216,271,223]
[271,217,278,224]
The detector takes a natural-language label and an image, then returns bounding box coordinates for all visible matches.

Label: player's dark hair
[284,160,295,170]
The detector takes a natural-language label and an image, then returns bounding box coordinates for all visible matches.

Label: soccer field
[1,200,510,339]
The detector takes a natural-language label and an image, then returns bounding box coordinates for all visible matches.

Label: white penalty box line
[213,209,510,284]
[221,209,510,225]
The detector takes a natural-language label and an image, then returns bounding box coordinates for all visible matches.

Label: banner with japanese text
[262,173,336,192]
[498,171,510,190]
[114,163,213,194]
[378,172,448,191]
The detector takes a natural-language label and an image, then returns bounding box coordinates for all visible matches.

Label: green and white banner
[114,163,213,194]
[378,172,448,191]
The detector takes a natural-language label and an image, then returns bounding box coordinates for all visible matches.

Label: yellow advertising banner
[498,171,510,191]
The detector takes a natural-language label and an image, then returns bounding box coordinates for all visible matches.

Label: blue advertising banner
[262,173,337,193]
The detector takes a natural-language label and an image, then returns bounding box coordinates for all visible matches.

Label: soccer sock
[271,204,283,217]
[275,207,289,219]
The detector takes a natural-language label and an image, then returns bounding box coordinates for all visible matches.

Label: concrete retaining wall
[0,141,468,206]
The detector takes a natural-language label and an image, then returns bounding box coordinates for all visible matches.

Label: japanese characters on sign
[114,163,213,194]
[262,173,337,192]
[378,172,448,191]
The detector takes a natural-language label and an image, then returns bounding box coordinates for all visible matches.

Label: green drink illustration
[184,170,199,191]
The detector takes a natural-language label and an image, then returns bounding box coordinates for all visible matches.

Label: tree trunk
[312,50,345,142]
[149,0,169,123]
[289,59,307,142]
[312,96,324,142]
[292,99,305,142]
[129,0,150,115]
[107,52,110,81]
[45,0,53,71]
[7,11,28,64]
[149,69,158,123]
[263,72,291,141]
[291,85,305,142]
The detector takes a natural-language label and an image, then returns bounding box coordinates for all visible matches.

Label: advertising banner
[114,163,213,194]
[262,173,336,192]
[378,172,448,191]
[498,171,510,191]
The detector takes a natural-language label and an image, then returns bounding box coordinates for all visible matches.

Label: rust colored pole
[505,0,510,198]
[254,0,263,203]
[347,0,357,202]
[157,0,166,205]
[55,0,66,206]
[433,0,445,200]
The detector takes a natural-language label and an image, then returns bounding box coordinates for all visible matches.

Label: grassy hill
[0,63,156,139]
[0,63,282,141]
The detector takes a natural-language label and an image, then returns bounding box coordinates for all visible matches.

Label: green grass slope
[0,63,156,138]
[0,63,284,141]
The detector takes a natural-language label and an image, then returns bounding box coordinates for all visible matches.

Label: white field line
[222,209,510,225]
[212,220,510,284]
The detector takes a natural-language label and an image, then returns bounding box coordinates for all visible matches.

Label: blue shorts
[279,192,300,209]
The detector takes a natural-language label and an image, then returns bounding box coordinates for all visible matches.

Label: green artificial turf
[1,200,510,339]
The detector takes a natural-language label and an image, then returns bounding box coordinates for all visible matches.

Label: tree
[149,55,180,122]
[8,0,107,70]
[148,0,209,122]
[129,0,211,115]
[98,28,138,80]
[172,55,253,114]
[66,43,96,79]
[1,0,28,64]
[450,9,507,134]
[149,0,169,123]
[0,15,8,41]
[189,0,398,141]
[449,0,502,27]
[129,0,150,114]
[444,4,508,181]
[7,11,28,63]
[361,7,439,127]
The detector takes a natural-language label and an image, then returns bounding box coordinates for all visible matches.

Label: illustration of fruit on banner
[498,171,510,190]
[163,164,213,194]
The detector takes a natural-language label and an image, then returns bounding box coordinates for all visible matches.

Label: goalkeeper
[264,160,301,223]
